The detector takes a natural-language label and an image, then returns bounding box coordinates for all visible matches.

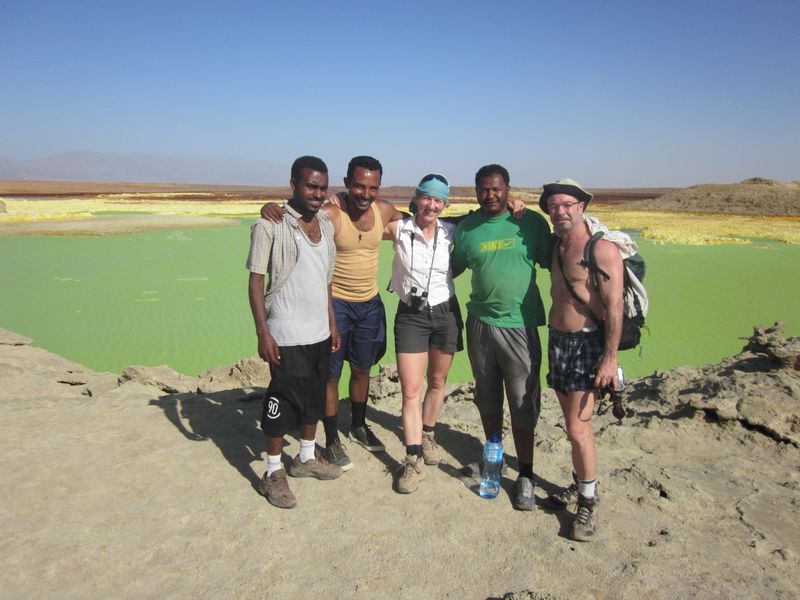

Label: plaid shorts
[546,327,604,394]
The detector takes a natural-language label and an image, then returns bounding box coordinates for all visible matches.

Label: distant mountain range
[0,151,287,185]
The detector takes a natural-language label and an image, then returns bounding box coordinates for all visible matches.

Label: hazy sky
[2,0,798,187]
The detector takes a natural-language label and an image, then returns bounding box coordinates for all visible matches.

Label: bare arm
[328,284,340,353]
[442,201,525,225]
[376,198,405,239]
[248,272,280,366]
[508,198,526,219]
[260,202,285,223]
[592,240,624,389]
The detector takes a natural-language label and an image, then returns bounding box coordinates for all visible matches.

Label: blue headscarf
[409,173,449,213]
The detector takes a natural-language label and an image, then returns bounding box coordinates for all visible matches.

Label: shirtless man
[540,178,624,541]
[262,156,403,470]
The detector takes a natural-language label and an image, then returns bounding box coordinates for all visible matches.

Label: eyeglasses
[420,173,449,185]
[548,201,582,213]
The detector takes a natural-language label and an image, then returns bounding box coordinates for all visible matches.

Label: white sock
[578,478,597,499]
[266,454,282,477]
[299,439,316,463]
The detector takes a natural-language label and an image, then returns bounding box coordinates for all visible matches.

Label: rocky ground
[1,325,798,599]
[631,178,800,216]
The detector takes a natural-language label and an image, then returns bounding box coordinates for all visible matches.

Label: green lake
[1,220,798,386]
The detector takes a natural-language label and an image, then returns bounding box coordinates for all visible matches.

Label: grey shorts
[546,327,604,394]
[466,315,542,429]
[394,296,464,354]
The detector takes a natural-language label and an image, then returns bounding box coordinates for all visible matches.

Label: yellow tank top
[332,202,383,301]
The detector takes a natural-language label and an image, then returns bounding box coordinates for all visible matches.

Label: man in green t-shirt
[451,164,551,511]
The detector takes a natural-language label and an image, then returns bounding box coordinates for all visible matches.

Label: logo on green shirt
[479,238,516,253]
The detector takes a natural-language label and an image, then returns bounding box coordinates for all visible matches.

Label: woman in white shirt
[386,173,463,494]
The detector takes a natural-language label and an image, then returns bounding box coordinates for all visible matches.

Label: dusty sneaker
[290,450,343,480]
[257,469,297,509]
[348,424,386,452]
[323,440,352,471]
[421,431,441,465]
[570,493,597,541]
[395,455,426,494]
[545,481,601,510]
[513,476,536,511]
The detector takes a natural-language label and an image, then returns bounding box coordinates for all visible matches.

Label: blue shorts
[546,327,604,394]
[329,294,387,378]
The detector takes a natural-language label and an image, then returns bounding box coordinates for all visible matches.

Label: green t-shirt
[452,208,551,328]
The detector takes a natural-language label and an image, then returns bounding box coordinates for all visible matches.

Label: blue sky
[2,0,798,187]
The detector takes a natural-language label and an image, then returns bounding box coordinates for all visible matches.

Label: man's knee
[350,366,370,382]
[565,418,593,443]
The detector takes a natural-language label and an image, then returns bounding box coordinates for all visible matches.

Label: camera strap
[409,224,438,294]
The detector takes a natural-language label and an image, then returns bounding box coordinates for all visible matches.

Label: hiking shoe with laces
[257,469,297,509]
[513,476,536,511]
[544,481,601,510]
[395,455,426,494]
[323,440,353,471]
[421,431,441,465]
[348,424,386,452]
[570,493,597,541]
[290,450,343,480]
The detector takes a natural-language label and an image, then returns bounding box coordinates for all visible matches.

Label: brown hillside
[631,178,800,216]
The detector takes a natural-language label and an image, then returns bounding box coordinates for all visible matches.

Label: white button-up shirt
[389,217,456,307]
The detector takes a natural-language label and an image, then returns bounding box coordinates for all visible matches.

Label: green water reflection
[1,221,798,385]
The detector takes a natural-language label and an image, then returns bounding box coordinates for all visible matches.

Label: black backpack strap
[581,231,611,285]
[556,243,603,328]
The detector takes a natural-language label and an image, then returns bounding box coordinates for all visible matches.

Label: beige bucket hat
[539,178,593,212]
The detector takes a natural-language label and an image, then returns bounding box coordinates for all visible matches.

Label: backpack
[556,217,649,351]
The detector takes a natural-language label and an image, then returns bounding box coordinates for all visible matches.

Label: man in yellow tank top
[262,156,403,470]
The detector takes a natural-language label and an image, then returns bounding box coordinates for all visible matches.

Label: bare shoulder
[593,239,624,273]
[322,202,341,230]
[385,218,401,242]
[375,198,403,225]
[593,238,622,259]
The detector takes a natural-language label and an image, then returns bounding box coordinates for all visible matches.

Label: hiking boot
[395,455,426,494]
[513,476,536,511]
[323,440,353,471]
[421,431,441,465]
[257,469,297,509]
[290,450,343,480]
[544,481,601,510]
[570,494,598,542]
[348,424,386,452]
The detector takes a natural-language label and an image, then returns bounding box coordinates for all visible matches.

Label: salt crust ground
[0,213,235,236]
[1,326,798,599]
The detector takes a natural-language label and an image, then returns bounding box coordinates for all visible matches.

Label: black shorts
[261,338,330,437]
[394,296,464,354]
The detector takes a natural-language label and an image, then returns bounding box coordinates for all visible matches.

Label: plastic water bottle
[479,432,503,499]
